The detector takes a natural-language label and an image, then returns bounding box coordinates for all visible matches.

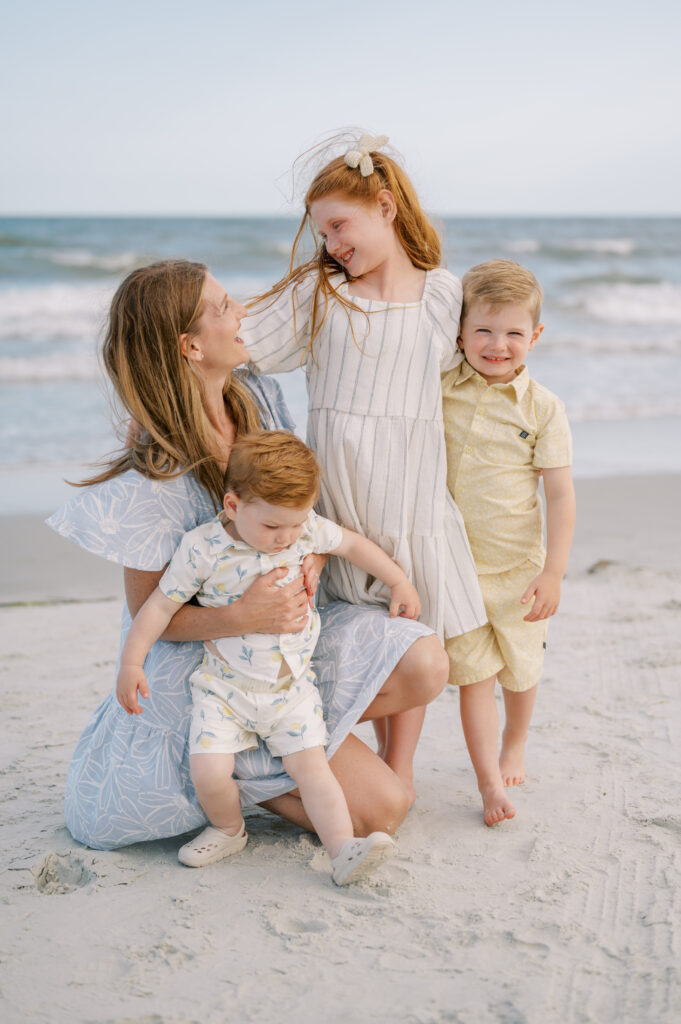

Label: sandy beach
[1,474,679,1023]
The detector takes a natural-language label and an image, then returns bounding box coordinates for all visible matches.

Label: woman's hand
[228,567,311,634]
[301,552,328,607]
[124,565,310,642]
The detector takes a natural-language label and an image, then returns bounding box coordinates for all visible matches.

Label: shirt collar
[213,516,250,551]
[455,359,530,400]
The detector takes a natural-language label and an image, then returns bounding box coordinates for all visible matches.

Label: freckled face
[309,193,395,277]
[223,496,312,554]
[458,302,543,384]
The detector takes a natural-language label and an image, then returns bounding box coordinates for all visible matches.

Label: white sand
[1,475,680,1023]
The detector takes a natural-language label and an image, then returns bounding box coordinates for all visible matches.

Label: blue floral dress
[47,373,433,850]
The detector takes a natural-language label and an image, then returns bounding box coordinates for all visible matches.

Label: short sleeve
[241,274,317,374]
[424,269,464,372]
[306,510,343,554]
[158,526,214,603]
[46,374,296,570]
[46,471,214,571]
[533,392,573,469]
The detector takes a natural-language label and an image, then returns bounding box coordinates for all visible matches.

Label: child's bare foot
[499,737,527,786]
[479,782,516,826]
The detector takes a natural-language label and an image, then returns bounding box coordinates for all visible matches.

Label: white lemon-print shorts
[188,652,327,758]
[445,559,549,693]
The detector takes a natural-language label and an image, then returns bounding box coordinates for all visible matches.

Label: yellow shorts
[445,560,548,693]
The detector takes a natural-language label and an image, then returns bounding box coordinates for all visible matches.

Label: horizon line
[2,211,680,220]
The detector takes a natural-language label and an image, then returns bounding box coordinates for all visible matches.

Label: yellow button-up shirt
[441,361,572,574]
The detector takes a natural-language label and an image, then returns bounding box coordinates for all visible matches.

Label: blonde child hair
[223,430,321,508]
[462,259,544,327]
[254,138,443,359]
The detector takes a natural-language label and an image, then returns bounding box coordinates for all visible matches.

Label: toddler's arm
[333,530,421,619]
[116,588,182,715]
[521,466,576,621]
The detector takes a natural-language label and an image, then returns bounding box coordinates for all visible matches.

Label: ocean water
[1,216,680,513]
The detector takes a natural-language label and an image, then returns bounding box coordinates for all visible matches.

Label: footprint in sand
[270,914,330,937]
[33,852,93,894]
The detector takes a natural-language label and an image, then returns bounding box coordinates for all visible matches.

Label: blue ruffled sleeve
[46,472,214,571]
[46,371,295,568]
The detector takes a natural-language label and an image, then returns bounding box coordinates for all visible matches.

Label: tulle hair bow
[344,134,389,176]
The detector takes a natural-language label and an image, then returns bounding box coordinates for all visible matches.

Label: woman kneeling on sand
[48,259,448,852]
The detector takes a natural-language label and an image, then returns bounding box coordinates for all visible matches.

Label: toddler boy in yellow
[442,260,576,827]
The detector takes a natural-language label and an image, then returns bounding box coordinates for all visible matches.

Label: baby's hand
[521,571,562,621]
[389,579,421,620]
[301,552,328,609]
[116,664,150,715]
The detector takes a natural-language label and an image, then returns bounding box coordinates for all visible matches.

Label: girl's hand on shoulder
[389,579,421,620]
[235,568,310,633]
[521,571,561,621]
[117,665,150,715]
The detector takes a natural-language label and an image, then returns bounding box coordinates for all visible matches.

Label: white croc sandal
[178,822,248,867]
[331,831,395,886]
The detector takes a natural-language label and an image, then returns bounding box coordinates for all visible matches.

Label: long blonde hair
[253,142,442,360]
[79,260,261,508]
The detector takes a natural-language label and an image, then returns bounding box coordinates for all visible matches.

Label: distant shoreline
[3,212,681,220]
[4,472,680,606]
[3,414,681,519]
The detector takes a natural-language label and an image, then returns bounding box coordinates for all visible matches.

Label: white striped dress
[241,269,486,640]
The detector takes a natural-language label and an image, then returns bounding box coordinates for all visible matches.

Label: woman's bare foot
[499,735,527,786]
[480,782,516,826]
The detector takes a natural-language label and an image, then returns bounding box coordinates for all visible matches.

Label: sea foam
[41,248,140,272]
[0,283,112,342]
[565,281,681,325]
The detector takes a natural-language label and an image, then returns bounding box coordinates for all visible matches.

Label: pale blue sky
[2,0,680,215]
